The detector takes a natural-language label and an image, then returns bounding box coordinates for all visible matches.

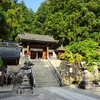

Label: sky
[18,0,45,12]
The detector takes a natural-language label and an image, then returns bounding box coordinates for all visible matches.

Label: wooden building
[0,42,21,65]
[56,45,66,59]
[18,33,59,59]
[0,42,21,86]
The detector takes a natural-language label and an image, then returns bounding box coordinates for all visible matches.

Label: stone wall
[51,60,100,85]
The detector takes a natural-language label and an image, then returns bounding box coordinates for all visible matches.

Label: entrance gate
[30,48,43,59]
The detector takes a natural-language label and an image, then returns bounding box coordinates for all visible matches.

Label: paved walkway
[0,84,100,100]
[44,87,100,100]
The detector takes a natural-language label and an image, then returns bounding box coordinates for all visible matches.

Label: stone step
[31,60,59,87]
[34,71,54,74]
[35,79,59,87]
[36,83,59,87]
[34,74,56,77]
[35,77,57,79]
[35,79,59,82]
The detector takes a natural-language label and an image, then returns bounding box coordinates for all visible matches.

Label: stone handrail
[47,57,64,86]
[31,67,36,87]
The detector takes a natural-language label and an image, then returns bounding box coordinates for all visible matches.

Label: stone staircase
[31,60,60,87]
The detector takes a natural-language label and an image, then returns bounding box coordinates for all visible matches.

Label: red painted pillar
[46,46,49,58]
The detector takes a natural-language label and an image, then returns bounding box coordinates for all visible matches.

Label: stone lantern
[20,65,31,85]
[18,62,33,94]
[78,65,93,89]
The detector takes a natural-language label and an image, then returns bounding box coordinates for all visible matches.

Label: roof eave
[20,38,58,43]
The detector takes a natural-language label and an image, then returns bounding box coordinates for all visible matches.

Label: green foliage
[60,51,75,63]
[1,0,100,44]
[0,0,35,41]
[33,1,48,35]
[44,0,100,45]
[94,74,100,81]
[0,57,3,68]
[61,39,100,64]
[60,49,83,63]
[74,53,83,63]
[88,65,94,72]
[97,62,100,68]
[0,10,8,40]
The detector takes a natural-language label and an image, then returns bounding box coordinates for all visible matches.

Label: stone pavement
[70,83,100,90]
[0,85,13,93]
[0,83,99,92]
[0,84,14,100]
[0,84,100,100]
[44,87,100,100]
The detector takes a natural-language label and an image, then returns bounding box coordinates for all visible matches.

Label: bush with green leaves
[88,65,94,72]
[60,39,100,64]
[0,57,3,69]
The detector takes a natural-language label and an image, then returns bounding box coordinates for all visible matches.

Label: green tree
[33,1,48,34]
[0,10,8,40]
[44,0,100,45]
[20,0,35,33]
[0,0,11,11]
[0,0,35,41]
[6,1,24,40]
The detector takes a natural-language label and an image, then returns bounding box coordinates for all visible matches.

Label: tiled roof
[0,46,20,59]
[0,42,19,47]
[18,33,58,43]
[57,45,65,51]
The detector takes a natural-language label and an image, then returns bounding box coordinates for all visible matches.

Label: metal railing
[47,57,64,86]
